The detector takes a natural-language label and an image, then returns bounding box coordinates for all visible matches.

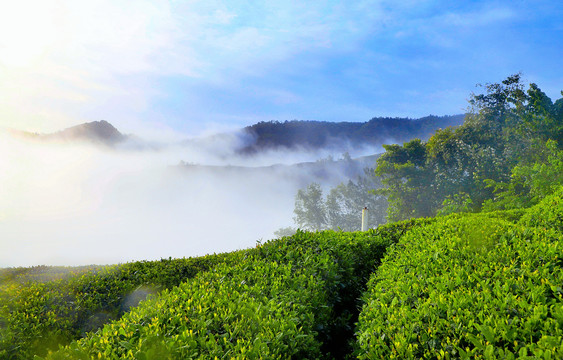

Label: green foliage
[42,227,412,360]
[484,140,563,211]
[293,169,387,231]
[478,208,527,223]
[518,186,563,233]
[375,139,437,221]
[46,257,327,359]
[436,192,473,217]
[512,140,563,199]
[1,217,432,360]
[376,75,563,221]
[356,209,563,359]
[0,254,232,360]
[293,182,327,230]
[2,194,562,359]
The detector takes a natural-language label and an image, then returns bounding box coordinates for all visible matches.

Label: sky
[1,0,562,139]
[1,0,563,267]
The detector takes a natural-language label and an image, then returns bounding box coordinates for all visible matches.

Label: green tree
[483,139,563,210]
[293,183,327,230]
[375,74,563,220]
[325,169,387,230]
[375,139,435,221]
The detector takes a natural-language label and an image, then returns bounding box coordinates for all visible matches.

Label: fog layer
[0,132,373,267]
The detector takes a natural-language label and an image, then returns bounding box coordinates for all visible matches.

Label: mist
[0,130,375,267]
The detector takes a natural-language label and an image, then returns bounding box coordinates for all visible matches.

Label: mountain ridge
[8,120,127,146]
[240,114,465,153]
[7,114,465,155]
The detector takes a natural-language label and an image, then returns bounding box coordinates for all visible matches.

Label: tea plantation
[0,191,561,359]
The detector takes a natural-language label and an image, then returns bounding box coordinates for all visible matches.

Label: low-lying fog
[0,131,379,267]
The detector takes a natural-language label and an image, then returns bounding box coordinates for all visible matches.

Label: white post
[361,207,368,231]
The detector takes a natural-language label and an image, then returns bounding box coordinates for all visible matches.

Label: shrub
[356,215,563,359]
[0,254,231,359]
[518,186,563,232]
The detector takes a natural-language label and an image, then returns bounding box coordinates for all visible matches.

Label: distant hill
[7,114,465,154]
[176,153,380,188]
[10,120,127,146]
[240,114,465,153]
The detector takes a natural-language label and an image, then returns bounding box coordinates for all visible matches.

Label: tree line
[286,74,563,231]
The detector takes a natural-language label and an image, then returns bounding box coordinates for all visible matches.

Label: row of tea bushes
[0,253,236,360]
[45,254,329,359]
[254,219,435,358]
[0,265,101,284]
[41,219,433,359]
[356,191,563,359]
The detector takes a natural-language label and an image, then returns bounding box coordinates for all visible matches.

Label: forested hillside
[1,75,562,359]
[289,74,563,232]
[375,74,563,221]
[241,114,464,153]
[9,120,127,146]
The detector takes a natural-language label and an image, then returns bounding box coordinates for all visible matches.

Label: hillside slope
[1,191,561,359]
[9,120,127,146]
[356,190,563,359]
[177,153,379,188]
[240,114,464,153]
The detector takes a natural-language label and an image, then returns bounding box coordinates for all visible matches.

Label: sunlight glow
[0,1,61,68]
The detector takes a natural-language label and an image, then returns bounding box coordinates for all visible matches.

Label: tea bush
[356,213,563,359]
[0,253,233,359]
[519,186,563,232]
[40,219,432,359]
[45,256,327,359]
[0,216,435,359]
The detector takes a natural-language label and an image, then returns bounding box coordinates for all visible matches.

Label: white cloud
[0,0,386,133]
[0,0,558,135]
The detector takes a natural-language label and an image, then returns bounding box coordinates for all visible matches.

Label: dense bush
[518,186,563,232]
[356,212,563,359]
[46,256,327,359]
[0,253,232,360]
[35,219,431,359]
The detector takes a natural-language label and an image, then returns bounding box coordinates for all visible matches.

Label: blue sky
[1,0,562,138]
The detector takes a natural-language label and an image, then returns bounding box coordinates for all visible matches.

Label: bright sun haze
[0,0,562,266]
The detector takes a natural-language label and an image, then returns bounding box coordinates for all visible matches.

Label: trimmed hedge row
[519,187,563,232]
[39,219,432,359]
[46,256,328,359]
[356,198,563,359]
[0,254,234,360]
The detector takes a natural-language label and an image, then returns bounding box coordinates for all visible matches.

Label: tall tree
[375,74,563,220]
[375,139,435,221]
[293,183,327,230]
[325,169,387,230]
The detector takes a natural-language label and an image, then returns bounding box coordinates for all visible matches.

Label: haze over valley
[0,0,560,268]
[1,117,451,267]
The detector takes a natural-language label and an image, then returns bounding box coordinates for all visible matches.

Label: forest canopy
[290,74,563,229]
[375,74,563,221]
